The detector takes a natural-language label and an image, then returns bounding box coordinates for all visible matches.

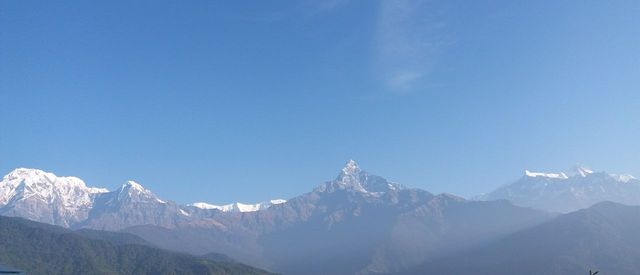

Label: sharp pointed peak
[341,159,361,175]
[117,180,166,203]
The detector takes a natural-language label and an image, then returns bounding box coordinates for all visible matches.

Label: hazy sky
[2,1,639,204]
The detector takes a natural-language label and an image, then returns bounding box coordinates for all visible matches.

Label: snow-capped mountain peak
[115,180,166,203]
[3,168,106,192]
[314,160,403,194]
[341,159,361,176]
[1,168,108,205]
[0,168,109,227]
[4,167,47,182]
[333,160,367,192]
[121,180,146,192]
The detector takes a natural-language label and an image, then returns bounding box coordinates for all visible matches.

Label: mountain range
[478,166,640,213]
[1,160,639,274]
[0,168,285,230]
[121,161,551,274]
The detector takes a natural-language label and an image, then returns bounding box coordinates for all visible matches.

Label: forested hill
[0,216,273,275]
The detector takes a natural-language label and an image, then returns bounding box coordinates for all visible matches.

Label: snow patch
[124,180,145,191]
[525,170,568,179]
[189,199,286,213]
[613,174,637,183]
[572,166,594,177]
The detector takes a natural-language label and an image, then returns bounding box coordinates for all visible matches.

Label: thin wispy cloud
[374,0,451,93]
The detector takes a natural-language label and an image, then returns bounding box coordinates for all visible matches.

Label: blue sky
[1,1,639,204]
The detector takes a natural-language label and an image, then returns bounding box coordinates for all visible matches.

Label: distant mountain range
[1,161,639,274]
[478,166,640,213]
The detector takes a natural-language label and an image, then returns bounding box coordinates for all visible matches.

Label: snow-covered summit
[114,180,166,204]
[0,168,109,227]
[123,180,145,191]
[315,160,403,194]
[0,168,108,206]
[341,159,361,176]
[2,168,108,194]
[334,160,368,192]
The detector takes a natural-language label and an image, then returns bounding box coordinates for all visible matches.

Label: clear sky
[1,1,639,204]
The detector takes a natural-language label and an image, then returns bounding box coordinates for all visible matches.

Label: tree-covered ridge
[0,216,274,275]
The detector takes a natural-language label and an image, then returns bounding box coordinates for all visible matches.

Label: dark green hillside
[0,216,273,275]
[74,228,153,246]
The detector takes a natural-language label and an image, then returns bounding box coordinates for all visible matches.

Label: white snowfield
[524,166,635,182]
[189,199,287,213]
[524,170,569,179]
